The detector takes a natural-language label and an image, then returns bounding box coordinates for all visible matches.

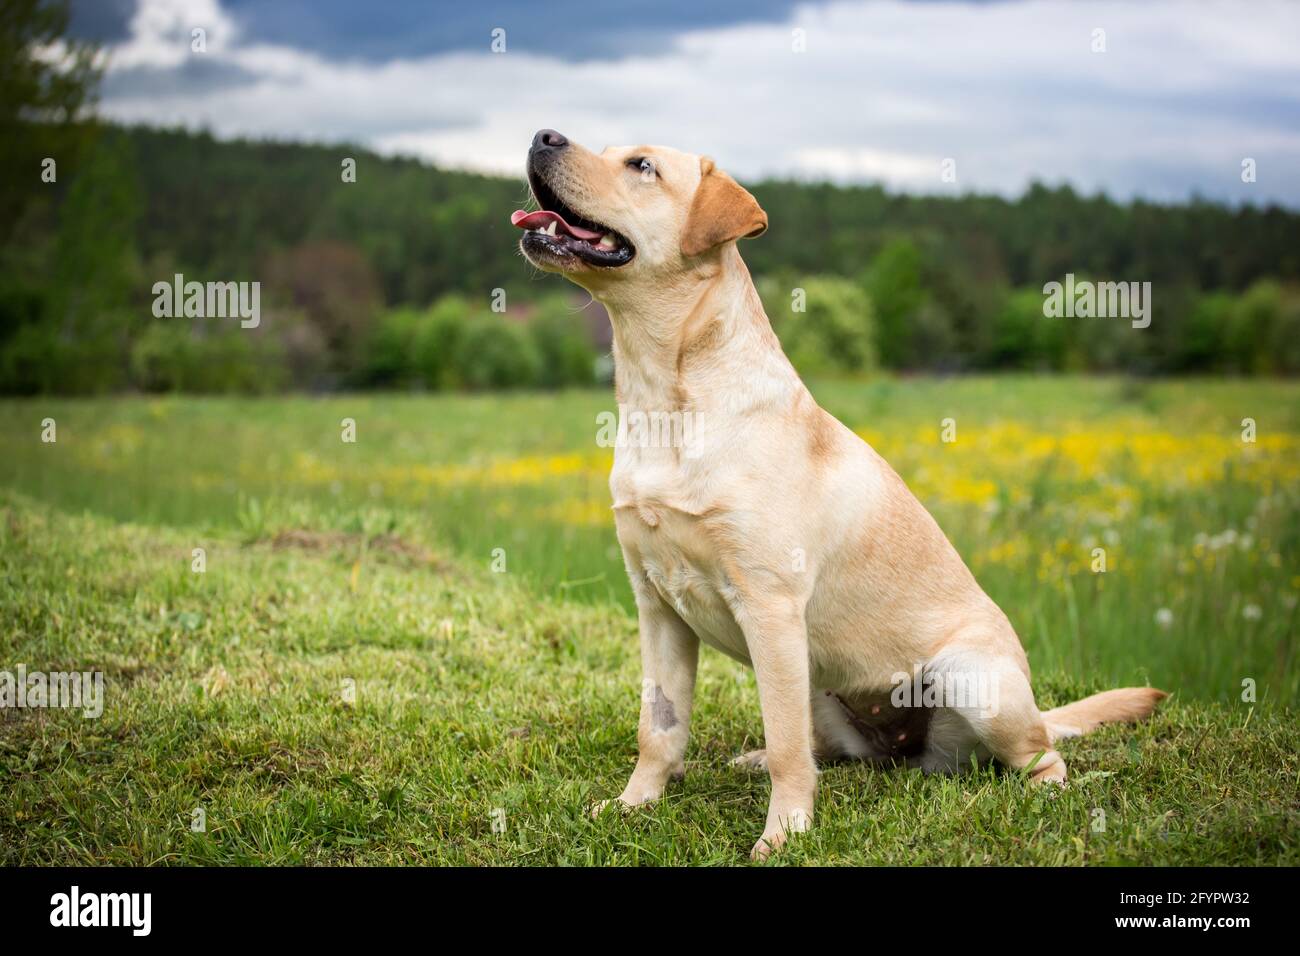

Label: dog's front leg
[604,583,699,810]
[742,600,816,861]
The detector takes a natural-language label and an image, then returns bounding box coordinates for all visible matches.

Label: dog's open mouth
[512,173,634,268]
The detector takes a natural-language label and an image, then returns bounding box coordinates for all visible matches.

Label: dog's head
[512,129,767,288]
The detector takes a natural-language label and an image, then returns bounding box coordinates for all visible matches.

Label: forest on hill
[3,121,1299,394]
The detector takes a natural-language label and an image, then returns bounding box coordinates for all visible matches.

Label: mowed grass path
[1,377,1298,864]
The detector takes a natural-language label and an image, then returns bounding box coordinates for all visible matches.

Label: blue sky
[70,0,1300,206]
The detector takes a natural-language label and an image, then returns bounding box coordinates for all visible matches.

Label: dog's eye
[627,157,656,179]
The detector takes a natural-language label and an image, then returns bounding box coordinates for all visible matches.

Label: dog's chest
[610,455,751,662]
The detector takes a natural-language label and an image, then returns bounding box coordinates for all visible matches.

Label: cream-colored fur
[516,132,1167,861]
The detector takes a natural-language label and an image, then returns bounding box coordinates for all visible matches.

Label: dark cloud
[102,57,261,99]
[71,0,829,62]
[68,0,135,44]
[74,0,1300,207]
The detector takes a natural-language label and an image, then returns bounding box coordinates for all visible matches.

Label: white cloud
[790,147,939,185]
[96,0,1300,203]
[109,0,237,70]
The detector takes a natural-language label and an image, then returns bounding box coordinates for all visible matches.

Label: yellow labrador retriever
[511,129,1166,860]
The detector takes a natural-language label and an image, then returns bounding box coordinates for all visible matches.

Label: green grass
[1,376,1297,864]
[1,491,1295,865]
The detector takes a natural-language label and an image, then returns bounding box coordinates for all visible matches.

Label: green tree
[454,314,541,390]
[862,239,926,368]
[986,287,1067,370]
[763,276,876,376]
[0,0,101,245]
[528,298,597,388]
[1,131,142,394]
[412,296,472,390]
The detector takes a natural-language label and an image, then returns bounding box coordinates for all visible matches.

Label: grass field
[1,376,1297,864]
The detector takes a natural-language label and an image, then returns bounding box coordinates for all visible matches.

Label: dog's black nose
[532,129,568,153]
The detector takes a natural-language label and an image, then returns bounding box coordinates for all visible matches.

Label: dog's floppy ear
[680,157,768,258]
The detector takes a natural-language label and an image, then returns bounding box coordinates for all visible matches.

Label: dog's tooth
[598,234,617,249]
[542,221,558,237]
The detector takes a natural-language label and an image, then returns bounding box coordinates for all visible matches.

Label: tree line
[2,121,1298,393]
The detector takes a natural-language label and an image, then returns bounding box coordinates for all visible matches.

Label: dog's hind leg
[925,642,1066,784]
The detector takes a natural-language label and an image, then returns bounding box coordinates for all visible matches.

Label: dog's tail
[1040,687,1168,743]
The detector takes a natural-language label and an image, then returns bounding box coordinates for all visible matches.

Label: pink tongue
[510,209,604,241]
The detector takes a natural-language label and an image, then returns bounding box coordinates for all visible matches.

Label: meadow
[1,376,1297,864]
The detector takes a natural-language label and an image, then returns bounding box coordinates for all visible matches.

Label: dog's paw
[750,831,785,861]
[749,808,811,861]
[590,798,625,819]
[731,748,768,771]
[1027,750,1068,786]
[589,788,660,819]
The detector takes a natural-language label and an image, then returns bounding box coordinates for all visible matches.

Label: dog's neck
[594,245,804,415]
